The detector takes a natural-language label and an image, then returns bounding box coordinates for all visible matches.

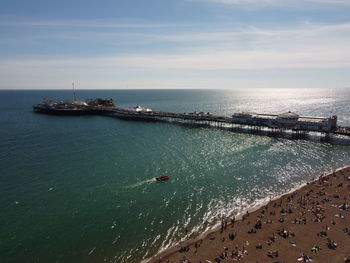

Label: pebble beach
[149,165,350,263]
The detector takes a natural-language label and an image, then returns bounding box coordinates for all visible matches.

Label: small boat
[156,176,170,181]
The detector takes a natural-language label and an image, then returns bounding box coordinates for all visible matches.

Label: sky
[1,0,350,89]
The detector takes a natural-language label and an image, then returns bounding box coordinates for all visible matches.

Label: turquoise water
[1,89,350,263]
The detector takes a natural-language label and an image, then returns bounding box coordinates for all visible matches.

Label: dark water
[1,89,350,263]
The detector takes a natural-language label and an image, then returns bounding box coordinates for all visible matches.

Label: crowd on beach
[150,166,350,263]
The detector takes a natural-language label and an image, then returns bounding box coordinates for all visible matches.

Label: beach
[149,165,350,263]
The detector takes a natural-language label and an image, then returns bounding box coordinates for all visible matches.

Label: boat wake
[124,178,156,189]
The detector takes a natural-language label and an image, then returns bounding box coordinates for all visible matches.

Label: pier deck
[33,100,350,138]
[96,106,350,137]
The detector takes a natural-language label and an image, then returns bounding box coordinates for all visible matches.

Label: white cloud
[196,0,350,6]
[0,17,191,29]
[1,21,350,71]
[1,20,350,89]
[308,0,350,3]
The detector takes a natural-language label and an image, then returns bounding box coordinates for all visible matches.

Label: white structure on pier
[232,111,337,133]
[128,105,153,113]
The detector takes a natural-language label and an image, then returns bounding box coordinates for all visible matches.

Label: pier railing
[94,106,350,137]
[33,102,350,138]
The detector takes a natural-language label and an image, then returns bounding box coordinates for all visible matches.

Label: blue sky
[1,0,350,89]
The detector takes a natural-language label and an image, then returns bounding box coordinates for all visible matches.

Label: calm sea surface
[1,89,350,263]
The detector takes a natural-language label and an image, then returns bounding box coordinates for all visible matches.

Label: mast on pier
[72,82,76,102]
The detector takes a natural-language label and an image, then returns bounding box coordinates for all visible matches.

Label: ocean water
[1,88,350,263]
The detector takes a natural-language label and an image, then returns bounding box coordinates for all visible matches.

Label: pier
[96,106,350,138]
[33,100,350,138]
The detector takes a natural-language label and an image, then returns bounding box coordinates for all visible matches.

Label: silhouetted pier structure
[97,106,350,138]
[335,126,350,136]
[32,99,350,138]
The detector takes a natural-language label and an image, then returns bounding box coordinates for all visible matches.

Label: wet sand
[148,165,350,263]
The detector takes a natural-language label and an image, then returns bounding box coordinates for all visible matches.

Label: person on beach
[231,217,235,227]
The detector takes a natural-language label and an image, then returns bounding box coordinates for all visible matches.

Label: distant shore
[148,165,350,263]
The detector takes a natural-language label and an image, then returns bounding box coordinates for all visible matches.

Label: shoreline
[147,165,350,263]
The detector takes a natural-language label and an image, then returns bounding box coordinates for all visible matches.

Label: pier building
[232,111,338,133]
[127,105,153,113]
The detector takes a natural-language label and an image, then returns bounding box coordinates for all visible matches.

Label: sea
[1,88,350,263]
